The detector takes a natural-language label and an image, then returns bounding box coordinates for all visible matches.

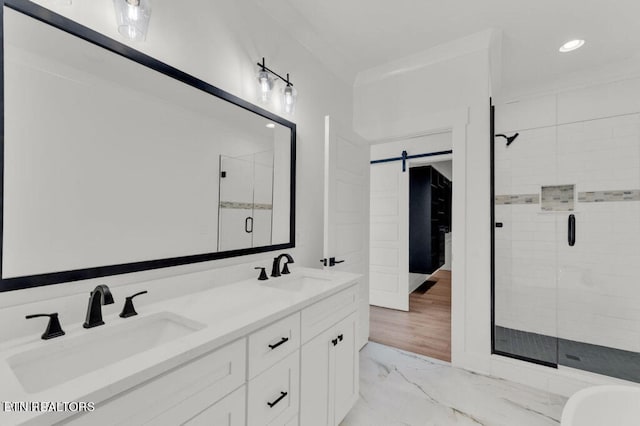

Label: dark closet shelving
[409,166,452,274]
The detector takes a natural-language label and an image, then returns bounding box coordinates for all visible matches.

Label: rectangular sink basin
[8,311,205,394]
[263,275,333,292]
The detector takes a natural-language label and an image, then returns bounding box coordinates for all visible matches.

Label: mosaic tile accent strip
[253,203,273,210]
[578,189,640,203]
[219,201,273,210]
[495,194,539,205]
[541,184,574,211]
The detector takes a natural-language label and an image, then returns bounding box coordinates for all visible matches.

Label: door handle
[568,214,575,246]
[331,338,338,346]
[329,257,345,267]
[320,258,327,267]
[245,216,253,233]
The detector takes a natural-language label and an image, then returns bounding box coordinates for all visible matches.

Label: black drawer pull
[267,391,288,408]
[338,334,343,342]
[331,338,338,346]
[268,337,289,350]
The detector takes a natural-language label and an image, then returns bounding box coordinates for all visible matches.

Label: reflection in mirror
[217,123,291,252]
[0,3,295,291]
[218,151,275,251]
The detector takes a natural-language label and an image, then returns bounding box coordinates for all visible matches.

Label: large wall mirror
[0,1,296,291]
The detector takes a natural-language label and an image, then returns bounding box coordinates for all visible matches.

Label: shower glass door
[493,111,640,382]
[493,126,559,366]
[554,115,640,381]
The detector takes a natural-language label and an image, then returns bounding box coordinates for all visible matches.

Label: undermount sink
[263,274,333,292]
[8,311,205,394]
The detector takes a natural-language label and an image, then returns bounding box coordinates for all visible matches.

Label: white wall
[356,31,492,372]
[0,0,352,327]
[432,160,453,181]
[442,233,452,271]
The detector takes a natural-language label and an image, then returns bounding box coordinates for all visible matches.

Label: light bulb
[127,2,140,21]
[113,0,151,41]
[257,70,273,103]
[282,85,296,114]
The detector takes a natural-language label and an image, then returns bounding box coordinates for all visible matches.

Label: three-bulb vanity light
[257,58,297,115]
[113,0,152,41]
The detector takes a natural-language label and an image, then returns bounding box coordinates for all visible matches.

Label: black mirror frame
[0,0,296,292]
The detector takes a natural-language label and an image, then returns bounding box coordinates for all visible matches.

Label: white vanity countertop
[0,267,361,426]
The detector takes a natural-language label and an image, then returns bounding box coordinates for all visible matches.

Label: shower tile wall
[556,115,640,353]
[495,112,640,355]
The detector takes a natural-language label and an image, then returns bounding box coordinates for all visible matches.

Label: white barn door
[369,160,409,311]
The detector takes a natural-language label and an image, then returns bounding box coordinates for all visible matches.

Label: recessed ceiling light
[265,123,275,129]
[559,39,585,53]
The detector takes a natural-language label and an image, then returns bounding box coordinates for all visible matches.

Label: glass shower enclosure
[492,108,640,383]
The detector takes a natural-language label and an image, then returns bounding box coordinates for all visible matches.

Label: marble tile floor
[341,342,567,426]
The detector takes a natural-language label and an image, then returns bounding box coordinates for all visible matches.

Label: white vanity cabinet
[183,386,246,426]
[299,286,359,426]
[247,350,300,426]
[36,280,359,426]
[247,312,301,426]
[62,338,247,426]
[299,312,359,426]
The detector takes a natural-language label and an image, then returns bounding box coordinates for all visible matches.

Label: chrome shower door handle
[568,214,576,246]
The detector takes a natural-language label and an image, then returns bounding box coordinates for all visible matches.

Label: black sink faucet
[271,253,294,278]
[83,285,114,329]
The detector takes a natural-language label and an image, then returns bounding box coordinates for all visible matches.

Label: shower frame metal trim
[489,98,558,369]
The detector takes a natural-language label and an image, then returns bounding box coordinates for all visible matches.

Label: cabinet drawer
[301,284,358,343]
[65,338,246,426]
[183,385,246,426]
[248,350,300,426]
[284,415,299,426]
[249,312,300,379]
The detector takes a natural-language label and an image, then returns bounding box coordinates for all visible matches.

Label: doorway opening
[368,132,453,362]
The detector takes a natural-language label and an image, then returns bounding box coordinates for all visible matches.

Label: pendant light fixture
[113,0,152,41]
[256,58,297,115]
[257,59,274,103]
[282,75,297,115]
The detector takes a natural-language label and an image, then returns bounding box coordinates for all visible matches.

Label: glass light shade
[282,84,297,114]
[113,0,151,42]
[257,70,274,103]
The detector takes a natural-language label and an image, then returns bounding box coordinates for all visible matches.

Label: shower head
[495,133,519,146]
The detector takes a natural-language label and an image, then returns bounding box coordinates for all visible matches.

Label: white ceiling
[254,0,640,95]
